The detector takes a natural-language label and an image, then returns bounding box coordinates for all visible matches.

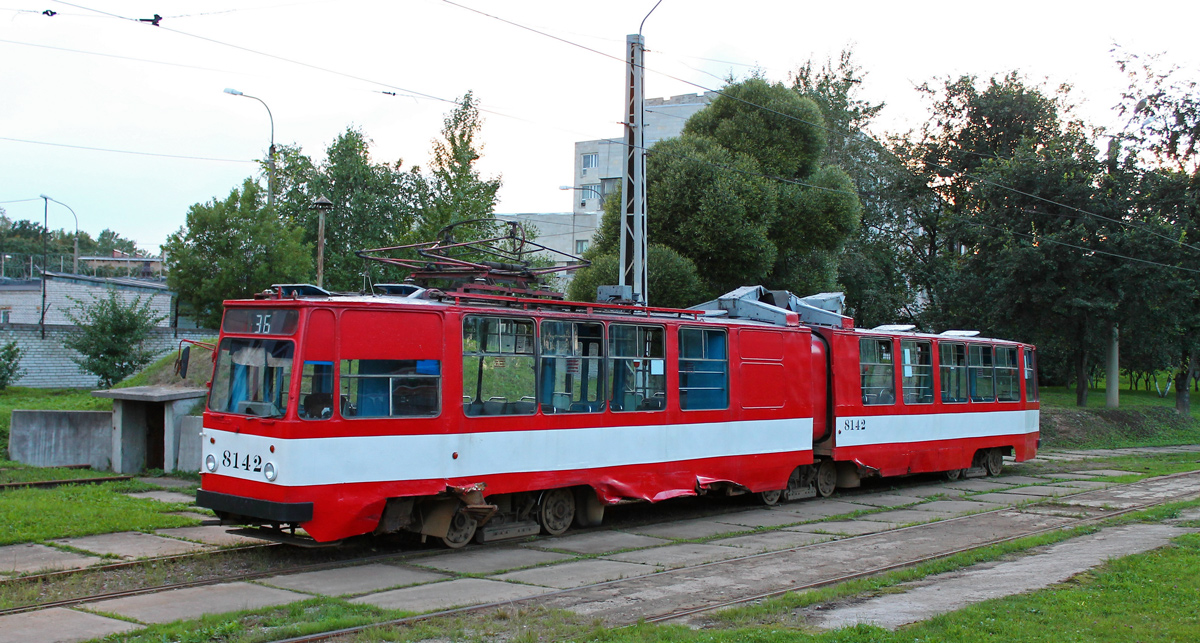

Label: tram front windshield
[209,338,294,418]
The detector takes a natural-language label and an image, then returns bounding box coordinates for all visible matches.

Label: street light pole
[224,88,276,207]
[40,195,78,274]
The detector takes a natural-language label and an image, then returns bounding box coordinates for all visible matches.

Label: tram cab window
[968,344,995,402]
[995,347,1020,402]
[860,338,896,405]
[540,321,605,414]
[679,328,728,410]
[298,361,335,420]
[940,342,968,403]
[340,359,440,418]
[1024,348,1039,401]
[901,340,933,404]
[208,338,293,418]
[462,316,536,416]
[609,324,665,412]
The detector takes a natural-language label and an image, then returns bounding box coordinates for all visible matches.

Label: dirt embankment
[1040,406,1196,448]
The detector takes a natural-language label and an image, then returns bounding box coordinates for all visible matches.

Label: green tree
[0,341,24,389]
[164,179,312,328]
[64,290,165,388]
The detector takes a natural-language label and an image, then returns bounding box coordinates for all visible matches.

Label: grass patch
[114,340,214,391]
[0,481,196,545]
[0,460,125,484]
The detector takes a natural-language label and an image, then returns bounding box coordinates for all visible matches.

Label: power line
[0,38,242,74]
[0,136,256,163]
[965,219,1200,274]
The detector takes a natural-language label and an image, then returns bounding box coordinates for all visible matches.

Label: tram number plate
[842,418,867,432]
[222,450,264,473]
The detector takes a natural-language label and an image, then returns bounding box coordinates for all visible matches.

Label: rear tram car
[196,281,1040,547]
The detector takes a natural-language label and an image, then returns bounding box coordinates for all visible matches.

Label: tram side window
[901,340,933,404]
[298,361,335,420]
[462,316,536,416]
[969,344,995,402]
[679,328,728,410]
[609,324,666,412]
[940,342,968,403]
[540,321,605,413]
[208,338,293,418]
[1024,347,1039,401]
[860,338,896,405]
[995,347,1020,402]
[340,359,440,418]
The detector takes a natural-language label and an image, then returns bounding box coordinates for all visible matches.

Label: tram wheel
[759,489,783,506]
[945,468,962,481]
[984,449,1004,477]
[441,508,477,549]
[538,488,576,536]
[815,460,837,498]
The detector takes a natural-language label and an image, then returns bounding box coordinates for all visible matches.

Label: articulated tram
[195,281,1039,547]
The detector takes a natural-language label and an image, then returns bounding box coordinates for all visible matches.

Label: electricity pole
[619,33,648,306]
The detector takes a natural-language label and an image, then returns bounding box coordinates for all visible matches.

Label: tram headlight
[263,462,277,482]
[204,454,217,472]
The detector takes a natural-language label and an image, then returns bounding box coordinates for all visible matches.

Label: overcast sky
[2,0,1197,253]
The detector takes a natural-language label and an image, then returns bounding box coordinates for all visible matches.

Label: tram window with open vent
[462,316,536,416]
[940,342,968,403]
[860,338,896,405]
[901,340,933,404]
[609,324,665,412]
[1024,347,1039,401]
[540,321,605,413]
[679,327,728,410]
[968,344,995,402]
[340,360,440,418]
[995,346,1020,402]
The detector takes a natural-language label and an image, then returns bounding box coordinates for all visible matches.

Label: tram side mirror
[176,346,191,379]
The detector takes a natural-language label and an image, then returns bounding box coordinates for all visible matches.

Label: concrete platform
[841,494,925,508]
[771,500,872,520]
[991,475,1050,485]
[124,490,196,504]
[713,509,804,528]
[1039,473,1106,481]
[912,500,1006,514]
[890,485,967,498]
[709,529,832,551]
[53,531,211,559]
[1001,485,1073,497]
[1075,469,1139,477]
[261,563,445,596]
[626,517,749,540]
[0,607,139,643]
[84,582,306,624]
[942,479,1017,492]
[968,492,1044,505]
[787,520,900,536]
[0,543,101,575]
[854,509,957,524]
[604,543,745,568]
[524,530,668,554]
[155,525,261,547]
[1045,480,1111,490]
[351,577,551,613]
[494,559,659,588]
[415,546,574,575]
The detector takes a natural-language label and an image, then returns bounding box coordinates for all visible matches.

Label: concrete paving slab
[942,479,1017,493]
[494,559,659,588]
[626,517,750,540]
[771,500,873,520]
[854,509,957,524]
[840,494,924,508]
[604,543,745,568]
[1044,480,1111,490]
[415,546,575,575]
[1075,469,1139,477]
[353,577,551,612]
[1034,454,1087,461]
[136,477,194,489]
[1000,485,1073,497]
[713,509,805,528]
[524,530,668,554]
[261,563,445,596]
[709,530,833,551]
[1038,473,1108,481]
[124,490,196,504]
[989,475,1047,485]
[52,531,211,559]
[85,582,306,624]
[810,524,1194,631]
[0,607,139,643]
[155,525,261,547]
[0,543,101,575]
[787,520,901,536]
[890,485,967,498]
[1018,505,1101,518]
[910,500,1006,514]
[968,492,1045,505]
[1058,498,1143,510]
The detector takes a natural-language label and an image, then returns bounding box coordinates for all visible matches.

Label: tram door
[298,309,336,420]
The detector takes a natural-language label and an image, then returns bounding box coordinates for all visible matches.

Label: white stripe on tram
[833,409,1039,448]
[202,417,814,488]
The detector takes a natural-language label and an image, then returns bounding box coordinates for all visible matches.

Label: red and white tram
[195,282,1039,547]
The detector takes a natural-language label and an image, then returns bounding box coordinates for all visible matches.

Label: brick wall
[0,324,215,388]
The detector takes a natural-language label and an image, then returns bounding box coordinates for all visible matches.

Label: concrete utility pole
[619,33,648,306]
[1106,322,1120,409]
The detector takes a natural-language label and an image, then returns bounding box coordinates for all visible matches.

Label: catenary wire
[0,136,256,163]
[964,219,1200,274]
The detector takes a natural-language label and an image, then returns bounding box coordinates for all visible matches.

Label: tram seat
[639,397,665,410]
[482,399,507,416]
[509,400,536,415]
[301,393,333,419]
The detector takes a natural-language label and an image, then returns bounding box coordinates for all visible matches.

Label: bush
[0,341,23,389]
[64,290,165,388]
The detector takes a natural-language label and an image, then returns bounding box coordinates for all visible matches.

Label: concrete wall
[8,410,113,470]
[0,324,214,388]
[178,415,204,473]
[0,277,175,326]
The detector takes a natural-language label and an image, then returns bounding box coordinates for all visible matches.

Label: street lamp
[310,196,333,287]
[224,88,276,207]
[39,194,78,274]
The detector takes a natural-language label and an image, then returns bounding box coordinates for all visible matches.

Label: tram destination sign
[222,308,299,335]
